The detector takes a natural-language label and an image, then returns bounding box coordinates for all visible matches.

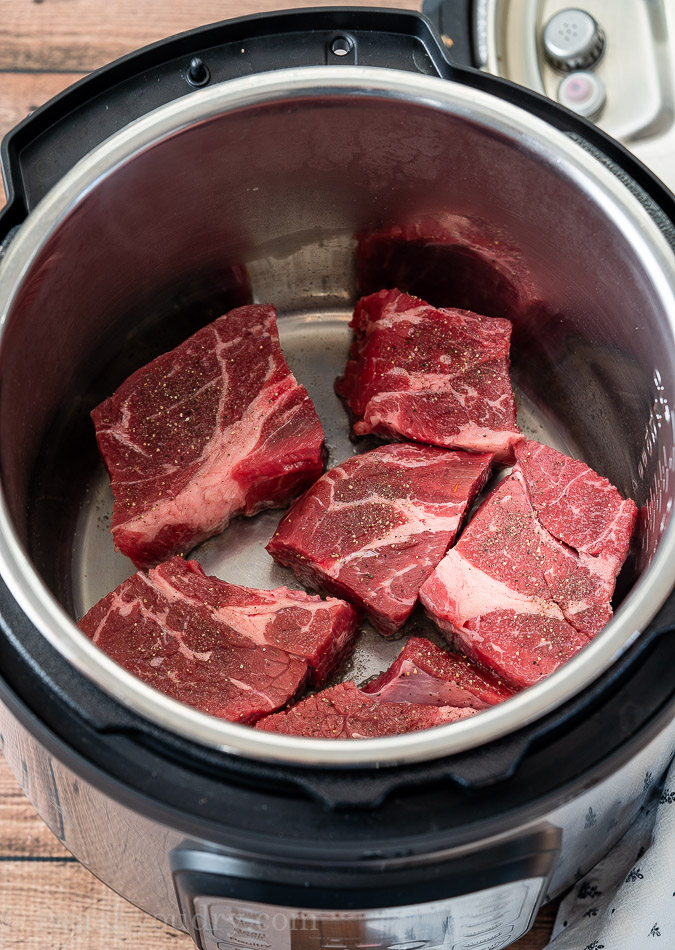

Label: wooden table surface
[0,1,558,946]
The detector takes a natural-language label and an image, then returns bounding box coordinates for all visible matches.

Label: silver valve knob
[542,9,606,72]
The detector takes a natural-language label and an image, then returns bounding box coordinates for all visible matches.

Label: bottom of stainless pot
[69,307,585,688]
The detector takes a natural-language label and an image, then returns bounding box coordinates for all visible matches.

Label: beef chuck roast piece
[420,443,637,688]
[78,557,359,724]
[156,559,359,685]
[514,440,638,637]
[420,474,588,688]
[361,637,515,708]
[356,213,543,322]
[335,289,522,462]
[515,440,638,562]
[92,304,325,569]
[266,444,493,636]
[255,681,475,739]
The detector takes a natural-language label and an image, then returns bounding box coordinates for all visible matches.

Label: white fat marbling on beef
[267,443,493,635]
[78,557,359,723]
[92,305,324,568]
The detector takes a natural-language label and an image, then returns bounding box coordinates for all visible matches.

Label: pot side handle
[0,6,462,240]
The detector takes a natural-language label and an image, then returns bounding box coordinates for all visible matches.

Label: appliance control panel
[424,0,675,192]
[187,879,546,950]
[482,0,675,191]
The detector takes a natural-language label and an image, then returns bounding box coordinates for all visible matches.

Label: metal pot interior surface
[0,68,673,764]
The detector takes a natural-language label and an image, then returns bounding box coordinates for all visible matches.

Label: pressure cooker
[423,0,675,193]
[0,8,673,950]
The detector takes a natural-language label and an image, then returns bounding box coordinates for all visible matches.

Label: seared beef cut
[266,444,493,635]
[335,289,522,462]
[420,443,637,688]
[92,305,325,568]
[78,557,359,724]
[361,637,515,708]
[255,681,475,738]
[356,213,542,321]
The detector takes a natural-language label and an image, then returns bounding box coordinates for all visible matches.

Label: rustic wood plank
[0,0,422,73]
[0,752,69,858]
[0,71,83,132]
[0,858,194,947]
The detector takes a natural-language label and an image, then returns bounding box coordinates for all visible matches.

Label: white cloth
[546,756,675,949]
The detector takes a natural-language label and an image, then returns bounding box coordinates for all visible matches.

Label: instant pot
[423,0,675,192]
[0,8,674,950]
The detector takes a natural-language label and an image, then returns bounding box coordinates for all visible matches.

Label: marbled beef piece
[267,443,493,635]
[420,445,637,688]
[78,557,358,724]
[92,304,325,568]
[361,637,515,708]
[420,474,589,688]
[515,441,638,556]
[335,289,522,462]
[161,558,359,686]
[255,681,475,739]
[514,440,638,637]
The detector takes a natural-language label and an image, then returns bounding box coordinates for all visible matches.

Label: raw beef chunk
[420,445,637,688]
[419,475,588,688]
[335,289,522,462]
[78,557,358,724]
[514,440,638,637]
[161,560,359,686]
[255,681,475,738]
[515,440,637,562]
[356,213,542,321]
[266,444,493,635]
[92,304,325,568]
[361,637,515,708]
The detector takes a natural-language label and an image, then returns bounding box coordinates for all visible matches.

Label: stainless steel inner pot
[0,67,673,765]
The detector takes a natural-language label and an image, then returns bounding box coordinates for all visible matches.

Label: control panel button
[557,70,606,120]
[543,9,605,72]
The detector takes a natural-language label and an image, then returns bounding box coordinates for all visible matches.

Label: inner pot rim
[0,66,673,767]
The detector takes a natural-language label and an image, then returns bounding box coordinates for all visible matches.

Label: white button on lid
[543,9,605,71]
[558,70,606,120]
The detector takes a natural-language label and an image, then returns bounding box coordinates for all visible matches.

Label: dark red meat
[335,289,522,462]
[92,305,325,568]
[356,213,542,321]
[361,637,515,708]
[255,681,475,738]
[420,443,637,688]
[77,557,359,724]
[266,443,493,635]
